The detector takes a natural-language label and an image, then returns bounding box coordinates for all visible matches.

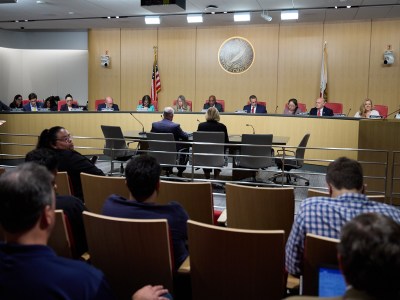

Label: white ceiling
[0,0,399,30]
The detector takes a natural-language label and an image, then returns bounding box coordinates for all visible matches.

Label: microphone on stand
[346,108,352,117]
[130,113,145,134]
[274,105,278,114]
[246,124,255,134]
[384,107,400,119]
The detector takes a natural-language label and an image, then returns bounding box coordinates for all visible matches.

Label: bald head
[315,97,326,109]
[105,96,114,108]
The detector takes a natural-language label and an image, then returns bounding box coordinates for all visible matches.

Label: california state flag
[320,43,328,100]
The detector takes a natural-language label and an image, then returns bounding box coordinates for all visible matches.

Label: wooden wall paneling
[121,29,157,111]
[323,21,371,115]
[277,23,324,113]
[157,28,197,111]
[88,29,121,111]
[368,20,400,114]
[195,25,279,112]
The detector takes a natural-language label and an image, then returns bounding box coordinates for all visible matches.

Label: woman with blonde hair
[354,98,380,118]
[175,95,191,112]
[197,107,229,179]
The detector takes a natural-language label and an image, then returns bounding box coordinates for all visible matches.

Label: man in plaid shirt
[285,157,400,277]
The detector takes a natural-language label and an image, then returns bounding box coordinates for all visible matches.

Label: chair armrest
[177,256,191,274]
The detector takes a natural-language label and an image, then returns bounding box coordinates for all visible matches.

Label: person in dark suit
[203,95,224,112]
[97,96,119,111]
[197,107,229,179]
[60,94,79,111]
[243,95,267,114]
[23,93,44,111]
[0,100,10,111]
[309,97,334,116]
[151,106,189,177]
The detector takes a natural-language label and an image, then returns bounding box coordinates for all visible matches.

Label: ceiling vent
[141,0,186,13]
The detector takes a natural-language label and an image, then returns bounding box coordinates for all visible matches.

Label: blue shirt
[0,243,115,299]
[285,193,400,276]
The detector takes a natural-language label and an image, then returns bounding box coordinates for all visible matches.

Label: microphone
[130,113,145,135]
[346,108,352,117]
[246,124,255,134]
[384,107,400,119]
[274,105,278,114]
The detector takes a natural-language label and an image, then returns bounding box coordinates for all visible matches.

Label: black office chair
[269,133,310,185]
[101,125,137,175]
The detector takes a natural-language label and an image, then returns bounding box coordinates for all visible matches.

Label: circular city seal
[218,37,255,74]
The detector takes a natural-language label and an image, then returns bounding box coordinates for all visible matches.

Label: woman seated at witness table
[136,95,155,111]
[283,98,303,115]
[9,94,23,110]
[175,95,191,112]
[354,98,380,118]
[197,107,229,180]
[37,126,105,200]
[60,94,79,111]
[43,96,58,111]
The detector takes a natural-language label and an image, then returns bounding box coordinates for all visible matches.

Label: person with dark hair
[102,155,189,268]
[0,100,10,111]
[283,98,303,115]
[151,106,189,177]
[25,148,88,256]
[243,95,267,114]
[36,126,105,200]
[137,94,155,111]
[285,157,400,277]
[60,94,79,111]
[97,96,119,111]
[285,213,400,300]
[43,96,58,111]
[9,94,23,109]
[0,163,170,300]
[203,95,223,112]
[23,92,44,111]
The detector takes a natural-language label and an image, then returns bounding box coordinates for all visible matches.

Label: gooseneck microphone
[130,113,145,134]
[274,105,278,114]
[246,124,255,134]
[384,107,400,119]
[346,108,352,117]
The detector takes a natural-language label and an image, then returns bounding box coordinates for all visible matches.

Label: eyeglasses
[56,135,72,142]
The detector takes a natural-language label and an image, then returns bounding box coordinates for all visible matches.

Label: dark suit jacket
[0,101,10,111]
[60,104,79,111]
[97,103,119,111]
[22,102,44,111]
[151,119,189,150]
[203,102,224,112]
[197,120,229,144]
[243,104,267,114]
[309,106,334,116]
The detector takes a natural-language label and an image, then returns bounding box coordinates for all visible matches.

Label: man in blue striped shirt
[285,156,400,277]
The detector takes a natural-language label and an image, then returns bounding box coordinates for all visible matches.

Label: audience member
[25,148,88,256]
[0,100,10,111]
[151,107,189,177]
[37,126,105,200]
[309,97,333,116]
[175,95,191,112]
[354,98,380,118]
[283,98,303,115]
[0,163,170,300]
[243,95,267,114]
[23,93,43,111]
[285,157,400,277]
[43,96,58,111]
[286,213,400,299]
[137,95,155,111]
[97,96,120,111]
[102,155,189,268]
[203,95,223,112]
[197,107,229,179]
[9,94,23,109]
[60,94,79,111]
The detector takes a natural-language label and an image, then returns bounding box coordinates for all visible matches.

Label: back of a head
[37,126,64,149]
[205,106,220,122]
[326,157,363,190]
[125,155,161,202]
[338,213,400,298]
[0,162,54,234]
[25,148,59,173]
[163,107,174,119]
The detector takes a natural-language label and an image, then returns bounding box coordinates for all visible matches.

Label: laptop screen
[318,265,346,297]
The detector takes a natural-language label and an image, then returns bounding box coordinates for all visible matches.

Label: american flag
[151,50,161,103]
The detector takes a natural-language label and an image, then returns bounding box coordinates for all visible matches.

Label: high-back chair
[55,171,72,196]
[94,99,105,110]
[325,102,343,115]
[374,104,388,118]
[83,212,173,300]
[187,220,286,300]
[156,180,214,224]
[225,183,294,239]
[302,233,340,296]
[101,125,137,175]
[192,131,225,172]
[80,173,130,214]
[48,210,74,258]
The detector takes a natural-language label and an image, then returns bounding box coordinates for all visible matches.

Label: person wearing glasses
[9,94,23,110]
[60,94,79,111]
[37,126,104,200]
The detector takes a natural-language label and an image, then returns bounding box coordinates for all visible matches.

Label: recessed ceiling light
[187,14,203,23]
[234,12,250,22]
[116,16,119,19]
[145,16,160,25]
[68,12,74,15]
[281,10,298,20]
[107,16,111,19]
[36,0,46,3]
[347,5,351,8]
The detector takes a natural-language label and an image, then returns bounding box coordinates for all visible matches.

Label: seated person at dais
[137,94,155,111]
[9,94,23,110]
[203,95,223,112]
[283,98,303,115]
[243,95,267,114]
[175,95,191,112]
[23,93,44,112]
[43,96,58,111]
[354,98,380,118]
[309,97,333,116]
[60,94,79,111]
[97,96,119,111]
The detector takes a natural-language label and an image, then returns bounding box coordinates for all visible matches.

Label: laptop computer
[318,265,346,297]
